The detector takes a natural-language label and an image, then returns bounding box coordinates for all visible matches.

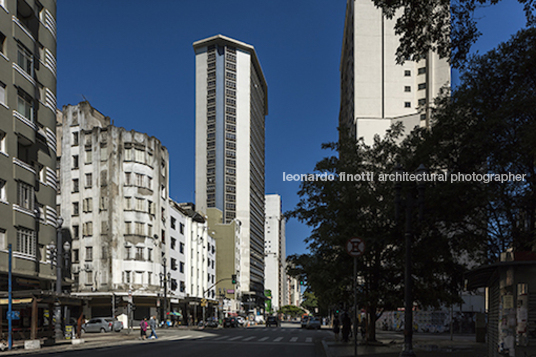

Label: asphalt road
[30,322,330,357]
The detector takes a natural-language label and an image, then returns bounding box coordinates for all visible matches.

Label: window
[86,247,93,261]
[404,70,411,77]
[404,102,411,108]
[147,177,152,190]
[0,130,5,154]
[171,238,176,250]
[16,228,35,256]
[147,248,152,262]
[148,201,154,215]
[125,172,131,185]
[135,148,145,163]
[148,224,152,238]
[73,225,79,239]
[0,179,6,202]
[100,171,107,186]
[179,223,184,235]
[85,149,92,164]
[180,261,184,273]
[180,281,185,293]
[179,242,184,254]
[100,196,107,211]
[171,217,176,230]
[161,229,165,244]
[0,31,5,55]
[418,67,426,75]
[85,173,92,188]
[0,81,6,107]
[83,198,92,212]
[135,222,144,235]
[83,221,93,236]
[418,83,427,90]
[17,89,34,121]
[125,197,132,210]
[86,271,93,285]
[136,198,144,211]
[72,132,79,146]
[17,181,34,210]
[72,249,79,263]
[72,179,79,193]
[136,173,143,187]
[125,246,132,260]
[171,258,177,271]
[125,271,131,284]
[17,44,33,77]
[124,147,132,161]
[72,155,79,169]
[125,221,132,235]
[404,86,411,92]
[72,202,79,216]
[100,146,107,161]
[135,247,143,260]
[418,98,426,106]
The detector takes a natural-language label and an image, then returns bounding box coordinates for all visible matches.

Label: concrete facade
[0,0,58,292]
[264,194,286,312]
[339,0,450,144]
[194,35,268,308]
[57,102,169,321]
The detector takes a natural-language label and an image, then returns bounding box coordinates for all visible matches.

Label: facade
[286,274,302,308]
[0,0,58,292]
[206,207,241,314]
[57,102,169,323]
[264,194,286,312]
[339,0,450,144]
[194,35,268,309]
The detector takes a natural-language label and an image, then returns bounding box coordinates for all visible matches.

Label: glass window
[17,181,34,210]
[0,81,6,106]
[72,179,79,192]
[17,89,34,121]
[85,173,92,187]
[17,44,33,76]
[16,228,35,256]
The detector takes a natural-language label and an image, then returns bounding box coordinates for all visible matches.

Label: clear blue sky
[57,0,528,258]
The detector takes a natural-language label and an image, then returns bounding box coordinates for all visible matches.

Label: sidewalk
[322,332,488,357]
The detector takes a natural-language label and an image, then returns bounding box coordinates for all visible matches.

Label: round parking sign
[346,237,365,257]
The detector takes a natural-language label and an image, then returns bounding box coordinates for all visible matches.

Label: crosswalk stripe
[274,337,283,342]
[243,337,255,341]
[176,335,192,340]
[306,337,313,343]
[290,337,298,342]
[214,336,229,341]
[258,337,269,342]
[228,336,243,341]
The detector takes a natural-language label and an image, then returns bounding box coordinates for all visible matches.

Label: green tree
[300,291,318,313]
[279,305,305,318]
[369,0,536,67]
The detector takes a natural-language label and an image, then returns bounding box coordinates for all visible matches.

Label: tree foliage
[370,0,536,67]
[279,305,305,317]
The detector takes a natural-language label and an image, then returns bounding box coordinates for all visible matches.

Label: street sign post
[346,238,365,357]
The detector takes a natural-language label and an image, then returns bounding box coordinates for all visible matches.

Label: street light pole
[54,217,64,341]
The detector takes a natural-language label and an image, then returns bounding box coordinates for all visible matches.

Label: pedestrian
[333,315,341,342]
[148,316,158,339]
[140,317,148,340]
[341,312,352,342]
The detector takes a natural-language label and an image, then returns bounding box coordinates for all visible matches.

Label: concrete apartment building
[194,35,268,311]
[0,0,58,297]
[264,194,286,313]
[339,0,450,144]
[57,102,169,323]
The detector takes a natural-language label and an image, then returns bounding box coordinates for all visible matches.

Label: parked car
[300,316,310,328]
[237,316,245,326]
[81,317,123,333]
[223,317,238,328]
[306,317,321,330]
[205,319,219,328]
[266,316,279,327]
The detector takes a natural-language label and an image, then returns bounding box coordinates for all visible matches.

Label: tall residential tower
[339,0,450,143]
[194,35,268,310]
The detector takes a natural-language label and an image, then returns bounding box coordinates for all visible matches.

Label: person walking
[333,315,341,342]
[140,317,148,340]
[148,316,158,339]
[341,312,352,343]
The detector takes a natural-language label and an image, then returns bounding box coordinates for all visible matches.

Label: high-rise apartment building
[264,194,286,312]
[194,35,268,309]
[339,0,450,144]
[57,102,169,323]
[0,0,58,292]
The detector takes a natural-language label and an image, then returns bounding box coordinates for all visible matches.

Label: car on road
[204,319,219,328]
[81,317,123,333]
[300,316,310,328]
[223,317,239,328]
[266,316,279,327]
[237,316,245,326]
[306,317,321,330]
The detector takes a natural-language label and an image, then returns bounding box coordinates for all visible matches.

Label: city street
[22,322,329,357]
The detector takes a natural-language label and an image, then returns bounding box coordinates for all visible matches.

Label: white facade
[194,35,268,304]
[340,0,450,144]
[57,102,169,318]
[264,194,286,312]
[168,199,188,302]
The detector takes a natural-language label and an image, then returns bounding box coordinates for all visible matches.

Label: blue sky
[57,0,528,258]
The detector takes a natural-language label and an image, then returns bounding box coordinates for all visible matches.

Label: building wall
[264,194,286,312]
[168,199,188,301]
[57,102,169,299]
[0,0,58,290]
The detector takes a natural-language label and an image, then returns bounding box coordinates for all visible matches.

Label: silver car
[306,317,321,330]
[82,317,123,333]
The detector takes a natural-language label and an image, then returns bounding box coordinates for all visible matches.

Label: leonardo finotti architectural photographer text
[282,172,527,184]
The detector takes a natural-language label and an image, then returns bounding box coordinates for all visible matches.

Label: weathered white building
[339,0,450,144]
[264,194,286,312]
[57,102,169,322]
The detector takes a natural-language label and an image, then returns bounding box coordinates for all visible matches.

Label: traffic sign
[7,311,20,320]
[346,237,365,257]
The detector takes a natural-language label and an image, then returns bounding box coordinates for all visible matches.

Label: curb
[322,340,334,357]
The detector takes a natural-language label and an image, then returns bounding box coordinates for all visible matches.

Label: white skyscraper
[264,194,286,312]
[194,35,268,310]
[339,0,450,143]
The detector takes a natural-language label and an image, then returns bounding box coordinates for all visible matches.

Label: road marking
[258,337,269,342]
[175,335,192,340]
[306,337,313,343]
[214,336,229,340]
[228,336,243,341]
[243,337,255,341]
[290,337,298,342]
[274,337,283,342]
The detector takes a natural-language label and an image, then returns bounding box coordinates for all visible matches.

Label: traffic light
[231,274,237,284]
[300,280,304,286]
